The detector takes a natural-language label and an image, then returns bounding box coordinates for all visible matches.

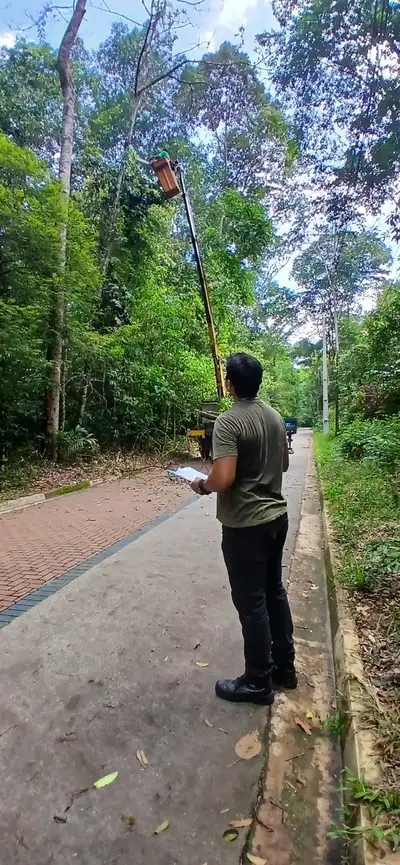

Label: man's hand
[190,477,205,495]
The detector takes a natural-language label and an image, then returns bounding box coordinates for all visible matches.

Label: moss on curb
[44,480,91,499]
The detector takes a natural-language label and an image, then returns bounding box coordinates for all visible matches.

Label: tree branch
[137,57,188,95]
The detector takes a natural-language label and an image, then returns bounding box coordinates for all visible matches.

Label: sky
[0,0,276,55]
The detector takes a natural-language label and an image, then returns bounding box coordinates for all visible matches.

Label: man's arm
[191,415,237,495]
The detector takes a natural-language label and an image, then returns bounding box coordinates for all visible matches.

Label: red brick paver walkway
[0,470,192,611]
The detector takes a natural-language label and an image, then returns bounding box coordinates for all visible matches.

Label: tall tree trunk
[332,288,340,435]
[45,0,87,459]
[60,346,67,432]
[79,371,90,427]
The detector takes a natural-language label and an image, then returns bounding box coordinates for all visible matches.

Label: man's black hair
[226,353,263,399]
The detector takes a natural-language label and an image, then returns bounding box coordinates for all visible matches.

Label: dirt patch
[0,449,198,502]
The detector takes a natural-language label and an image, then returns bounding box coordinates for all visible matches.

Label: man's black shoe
[215,675,274,705]
[271,666,298,690]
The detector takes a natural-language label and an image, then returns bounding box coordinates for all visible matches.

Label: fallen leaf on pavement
[247,855,267,865]
[223,829,239,842]
[195,662,209,668]
[204,719,213,728]
[94,771,119,788]
[154,819,169,835]
[136,749,148,769]
[229,818,252,829]
[121,814,135,827]
[295,717,312,736]
[306,712,313,720]
[54,815,67,824]
[235,730,261,760]
[220,808,230,814]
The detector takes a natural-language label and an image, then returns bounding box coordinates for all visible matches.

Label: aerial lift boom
[151,154,225,459]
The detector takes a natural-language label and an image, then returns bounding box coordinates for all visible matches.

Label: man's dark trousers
[221,513,294,683]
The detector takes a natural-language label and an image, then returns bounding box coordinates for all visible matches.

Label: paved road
[0,470,192,611]
[0,431,312,865]
[0,432,309,613]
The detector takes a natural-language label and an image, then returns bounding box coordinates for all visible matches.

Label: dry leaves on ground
[229,818,252,829]
[195,662,209,668]
[247,855,267,865]
[295,717,312,736]
[235,730,261,760]
[136,749,148,769]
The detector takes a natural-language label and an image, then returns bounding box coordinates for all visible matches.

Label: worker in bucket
[190,352,296,706]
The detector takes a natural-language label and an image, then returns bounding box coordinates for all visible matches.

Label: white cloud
[217,0,258,32]
[201,0,259,47]
[0,31,16,48]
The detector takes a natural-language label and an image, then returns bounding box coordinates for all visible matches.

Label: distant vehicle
[284,417,297,454]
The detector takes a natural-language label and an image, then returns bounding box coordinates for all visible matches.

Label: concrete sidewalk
[0,433,311,865]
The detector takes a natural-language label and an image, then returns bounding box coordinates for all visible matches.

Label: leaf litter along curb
[295,717,312,736]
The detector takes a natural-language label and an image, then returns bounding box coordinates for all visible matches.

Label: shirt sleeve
[212,414,238,460]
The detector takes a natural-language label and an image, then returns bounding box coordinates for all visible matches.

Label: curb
[317,463,392,865]
[0,478,105,516]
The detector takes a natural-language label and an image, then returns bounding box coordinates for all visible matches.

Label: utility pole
[322,314,329,434]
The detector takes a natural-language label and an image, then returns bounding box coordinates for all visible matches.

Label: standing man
[190,353,296,706]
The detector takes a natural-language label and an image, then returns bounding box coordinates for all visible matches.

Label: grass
[314,432,400,588]
[324,711,345,739]
[329,772,400,854]
[315,431,400,844]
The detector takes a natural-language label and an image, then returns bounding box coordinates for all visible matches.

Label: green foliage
[324,711,344,739]
[57,428,100,463]
[0,28,306,484]
[363,539,400,583]
[0,41,61,157]
[339,416,400,471]
[314,430,400,589]
[292,228,392,353]
[329,772,400,853]
[338,286,400,421]
[259,0,400,231]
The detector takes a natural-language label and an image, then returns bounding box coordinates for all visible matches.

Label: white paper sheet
[168,466,208,483]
